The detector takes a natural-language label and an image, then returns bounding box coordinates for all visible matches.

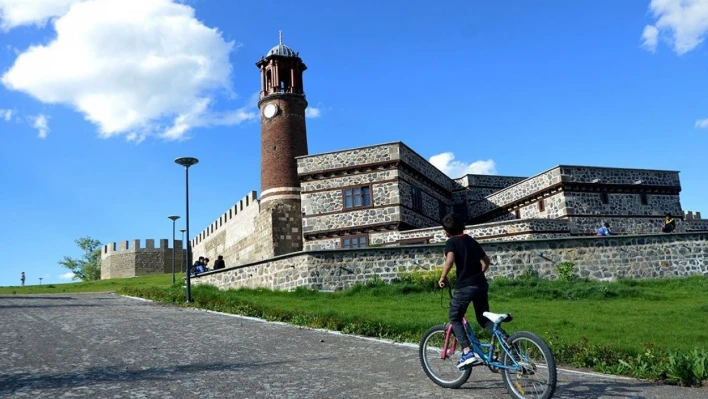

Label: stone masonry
[101,239,184,279]
[191,232,708,291]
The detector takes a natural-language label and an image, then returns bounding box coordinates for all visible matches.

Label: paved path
[1,293,706,398]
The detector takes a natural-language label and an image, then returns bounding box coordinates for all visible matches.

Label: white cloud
[642,0,708,55]
[0,108,12,121]
[429,152,497,177]
[59,271,76,281]
[641,25,659,52]
[30,114,49,138]
[0,0,87,31]
[1,0,251,141]
[695,118,708,128]
[305,106,321,118]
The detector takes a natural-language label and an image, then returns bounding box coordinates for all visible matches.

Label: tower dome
[266,31,298,58]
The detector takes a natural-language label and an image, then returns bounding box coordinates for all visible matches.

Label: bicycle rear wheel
[419,324,471,389]
[500,331,557,399]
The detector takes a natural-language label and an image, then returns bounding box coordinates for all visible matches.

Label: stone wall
[191,232,708,291]
[369,218,572,245]
[398,143,453,191]
[454,174,528,189]
[469,168,562,219]
[296,142,399,175]
[517,192,566,219]
[559,166,680,186]
[190,191,263,267]
[564,192,682,217]
[101,239,184,279]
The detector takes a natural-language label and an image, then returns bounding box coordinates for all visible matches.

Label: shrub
[555,261,576,282]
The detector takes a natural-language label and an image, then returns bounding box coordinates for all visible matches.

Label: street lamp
[175,156,199,303]
[168,215,181,284]
[180,229,186,272]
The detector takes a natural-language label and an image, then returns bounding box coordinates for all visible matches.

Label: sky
[1,0,707,287]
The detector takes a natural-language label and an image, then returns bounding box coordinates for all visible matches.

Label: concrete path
[1,293,706,398]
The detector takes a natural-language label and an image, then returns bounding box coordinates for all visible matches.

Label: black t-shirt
[444,234,487,287]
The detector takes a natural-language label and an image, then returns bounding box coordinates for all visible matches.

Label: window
[600,192,609,204]
[640,193,648,206]
[343,186,372,209]
[411,186,423,212]
[342,235,367,249]
[515,209,521,219]
[537,199,545,212]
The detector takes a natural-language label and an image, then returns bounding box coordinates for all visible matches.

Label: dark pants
[449,282,493,349]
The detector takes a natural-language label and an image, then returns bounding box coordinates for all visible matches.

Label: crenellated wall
[101,239,184,279]
[191,232,708,292]
[189,190,265,267]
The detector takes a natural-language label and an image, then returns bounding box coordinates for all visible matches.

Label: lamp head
[168,215,181,221]
[175,157,199,167]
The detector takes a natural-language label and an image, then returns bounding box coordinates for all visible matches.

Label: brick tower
[255,31,308,255]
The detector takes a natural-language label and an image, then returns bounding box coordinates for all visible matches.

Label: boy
[437,213,503,369]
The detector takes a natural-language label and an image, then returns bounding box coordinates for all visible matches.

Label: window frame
[342,185,373,209]
[341,234,368,249]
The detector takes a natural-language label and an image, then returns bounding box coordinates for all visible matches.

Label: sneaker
[457,351,484,369]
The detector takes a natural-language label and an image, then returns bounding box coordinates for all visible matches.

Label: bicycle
[419,283,557,399]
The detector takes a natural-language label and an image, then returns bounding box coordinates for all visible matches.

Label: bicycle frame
[440,318,524,372]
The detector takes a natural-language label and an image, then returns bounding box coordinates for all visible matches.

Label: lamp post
[168,215,181,284]
[175,156,199,303]
[180,229,186,272]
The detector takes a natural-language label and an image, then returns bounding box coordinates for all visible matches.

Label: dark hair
[218,255,223,260]
[604,223,610,228]
[666,213,672,217]
[442,213,465,235]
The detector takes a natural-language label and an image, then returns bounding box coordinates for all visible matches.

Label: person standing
[20,272,25,286]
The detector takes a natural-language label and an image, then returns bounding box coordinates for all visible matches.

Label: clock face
[263,103,278,119]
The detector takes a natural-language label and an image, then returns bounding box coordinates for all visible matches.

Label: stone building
[100,32,707,279]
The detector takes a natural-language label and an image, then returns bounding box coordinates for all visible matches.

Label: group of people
[190,255,226,275]
[596,213,677,236]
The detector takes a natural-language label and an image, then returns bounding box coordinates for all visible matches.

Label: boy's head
[442,213,465,236]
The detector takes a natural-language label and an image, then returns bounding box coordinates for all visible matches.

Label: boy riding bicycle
[437,213,509,369]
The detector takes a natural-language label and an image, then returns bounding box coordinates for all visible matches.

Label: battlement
[685,210,703,220]
[101,238,183,258]
[190,190,259,248]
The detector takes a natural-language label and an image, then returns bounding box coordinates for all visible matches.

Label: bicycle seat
[483,311,513,324]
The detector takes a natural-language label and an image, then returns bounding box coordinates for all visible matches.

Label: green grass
[3,272,708,386]
[0,273,174,294]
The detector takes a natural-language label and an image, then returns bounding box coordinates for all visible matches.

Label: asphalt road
[1,293,706,399]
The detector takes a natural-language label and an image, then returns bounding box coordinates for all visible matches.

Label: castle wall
[190,191,263,267]
[191,232,708,291]
[367,218,571,246]
[100,239,184,279]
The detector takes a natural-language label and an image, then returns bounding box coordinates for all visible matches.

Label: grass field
[0,274,174,294]
[3,272,708,385]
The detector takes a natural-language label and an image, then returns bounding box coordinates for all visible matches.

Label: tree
[58,236,103,281]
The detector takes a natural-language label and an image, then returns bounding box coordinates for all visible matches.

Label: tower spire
[279,30,283,46]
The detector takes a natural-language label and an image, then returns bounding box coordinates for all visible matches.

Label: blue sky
[0,0,706,287]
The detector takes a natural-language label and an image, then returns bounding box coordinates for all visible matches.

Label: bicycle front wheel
[419,324,471,389]
[500,331,557,399]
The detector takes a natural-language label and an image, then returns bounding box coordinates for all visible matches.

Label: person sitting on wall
[661,213,676,233]
[213,255,226,270]
[203,257,210,271]
[191,257,206,275]
[596,223,611,236]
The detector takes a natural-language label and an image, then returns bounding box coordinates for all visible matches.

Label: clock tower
[256,31,309,204]
[255,31,308,256]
